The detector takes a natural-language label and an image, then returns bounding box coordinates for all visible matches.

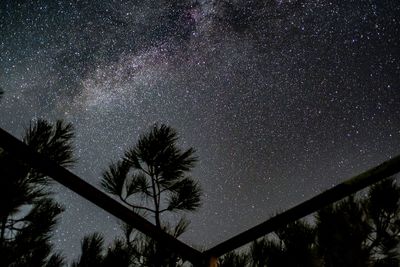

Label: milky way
[1,0,399,260]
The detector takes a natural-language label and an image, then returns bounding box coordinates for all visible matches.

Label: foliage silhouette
[72,233,104,267]
[219,251,249,267]
[100,124,202,266]
[316,178,400,267]
[226,176,400,267]
[316,196,370,267]
[101,239,132,267]
[0,119,75,267]
[366,178,400,266]
[2,118,399,267]
[248,220,318,267]
[72,233,134,267]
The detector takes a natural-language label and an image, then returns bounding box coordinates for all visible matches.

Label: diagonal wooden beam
[204,154,400,258]
[3,126,400,266]
[0,128,203,264]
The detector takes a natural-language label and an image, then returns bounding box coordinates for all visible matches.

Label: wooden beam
[204,154,400,257]
[3,126,400,263]
[0,128,203,264]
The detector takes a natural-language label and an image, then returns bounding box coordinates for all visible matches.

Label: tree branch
[159,208,170,213]
[119,195,155,213]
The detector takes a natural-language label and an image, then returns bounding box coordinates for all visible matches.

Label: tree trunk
[0,216,6,244]
[150,173,162,267]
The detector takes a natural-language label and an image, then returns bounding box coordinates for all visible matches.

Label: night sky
[1,0,400,260]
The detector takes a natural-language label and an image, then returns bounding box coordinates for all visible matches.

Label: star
[0,0,399,261]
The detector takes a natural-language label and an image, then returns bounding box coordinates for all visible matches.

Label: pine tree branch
[156,177,161,215]
[159,208,170,213]
[159,182,179,193]
[0,217,6,243]
[139,187,154,198]
[140,165,151,176]
[119,196,155,213]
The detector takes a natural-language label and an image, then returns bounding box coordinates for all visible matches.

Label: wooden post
[194,255,218,267]
[208,256,218,267]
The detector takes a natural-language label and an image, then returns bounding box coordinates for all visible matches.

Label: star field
[1,0,399,260]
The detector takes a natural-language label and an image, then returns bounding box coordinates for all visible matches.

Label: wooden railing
[1,127,400,266]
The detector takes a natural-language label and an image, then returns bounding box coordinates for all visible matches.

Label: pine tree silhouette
[248,220,318,267]
[219,251,249,267]
[0,119,75,267]
[316,196,370,267]
[100,124,202,266]
[242,177,400,267]
[72,233,104,267]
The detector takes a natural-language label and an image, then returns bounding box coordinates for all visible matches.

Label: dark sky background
[1,0,400,261]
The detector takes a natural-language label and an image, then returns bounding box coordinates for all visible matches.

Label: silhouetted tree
[249,220,318,267]
[250,238,283,267]
[246,177,400,267]
[316,196,371,267]
[365,178,400,267]
[72,233,104,267]
[219,251,249,267]
[115,217,189,266]
[0,119,75,267]
[276,220,318,267]
[316,177,400,267]
[72,233,133,267]
[100,124,202,266]
[101,239,132,267]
